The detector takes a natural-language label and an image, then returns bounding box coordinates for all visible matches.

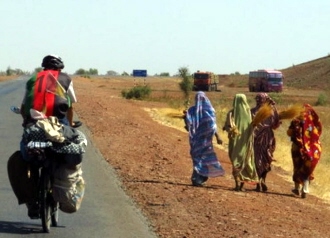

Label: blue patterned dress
[185,92,225,185]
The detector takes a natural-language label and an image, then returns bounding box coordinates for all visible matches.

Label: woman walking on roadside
[184,91,225,186]
[251,93,281,192]
[223,94,258,191]
[287,104,322,198]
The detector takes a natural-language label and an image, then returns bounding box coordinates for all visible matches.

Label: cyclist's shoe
[72,120,82,128]
[27,202,39,219]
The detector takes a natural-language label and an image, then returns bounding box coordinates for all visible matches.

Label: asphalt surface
[0,77,157,238]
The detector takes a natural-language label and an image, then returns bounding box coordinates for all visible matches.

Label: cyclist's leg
[20,139,28,161]
[58,117,69,126]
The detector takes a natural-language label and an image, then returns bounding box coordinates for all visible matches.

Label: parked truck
[192,71,219,91]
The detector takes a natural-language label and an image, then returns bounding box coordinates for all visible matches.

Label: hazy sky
[1,1,329,75]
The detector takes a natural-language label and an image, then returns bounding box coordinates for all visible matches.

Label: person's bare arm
[20,104,25,119]
[215,132,223,145]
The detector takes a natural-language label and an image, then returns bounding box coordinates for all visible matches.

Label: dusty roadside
[73,76,330,238]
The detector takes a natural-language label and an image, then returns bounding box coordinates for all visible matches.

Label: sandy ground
[70,76,330,238]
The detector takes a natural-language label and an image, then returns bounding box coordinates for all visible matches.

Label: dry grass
[278,104,304,120]
[251,103,273,126]
[144,107,187,133]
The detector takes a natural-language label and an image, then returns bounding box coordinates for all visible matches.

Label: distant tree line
[0,66,30,76]
[1,66,174,77]
[75,68,98,75]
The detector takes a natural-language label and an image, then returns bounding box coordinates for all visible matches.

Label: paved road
[0,77,157,238]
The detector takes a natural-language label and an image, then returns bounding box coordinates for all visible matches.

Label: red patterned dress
[287,104,322,184]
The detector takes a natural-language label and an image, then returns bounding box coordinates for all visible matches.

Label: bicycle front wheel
[40,169,51,233]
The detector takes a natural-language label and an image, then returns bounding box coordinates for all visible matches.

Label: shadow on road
[0,220,65,234]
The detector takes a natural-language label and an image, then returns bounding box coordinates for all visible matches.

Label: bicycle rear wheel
[51,201,59,226]
[40,169,51,233]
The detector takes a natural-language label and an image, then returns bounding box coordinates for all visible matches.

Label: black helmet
[41,55,64,70]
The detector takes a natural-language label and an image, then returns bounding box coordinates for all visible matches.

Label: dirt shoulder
[0,76,17,82]
[74,76,330,238]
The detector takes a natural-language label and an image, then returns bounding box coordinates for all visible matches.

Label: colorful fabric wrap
[186,92,225,177]
[227,94,258,182]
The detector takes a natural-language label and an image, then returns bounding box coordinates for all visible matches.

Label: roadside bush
[316,93,327,106]
[121,85,151,100]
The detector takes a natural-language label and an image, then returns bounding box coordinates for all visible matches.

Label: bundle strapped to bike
[8,105,87,232]
[21,117,87,214]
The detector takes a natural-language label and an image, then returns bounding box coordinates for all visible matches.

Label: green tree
[88,68,98,75]
[106,70,118,76]
[178,66,193,109]
[121,71,129,76]
[15,68,25,75]
[160,72,170,77]
[75,68,87,75]
[6,66,13,76]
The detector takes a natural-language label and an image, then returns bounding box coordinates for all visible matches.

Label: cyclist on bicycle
[17,55,81,218]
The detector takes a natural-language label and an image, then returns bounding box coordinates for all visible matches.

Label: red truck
[192,71,219,91]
